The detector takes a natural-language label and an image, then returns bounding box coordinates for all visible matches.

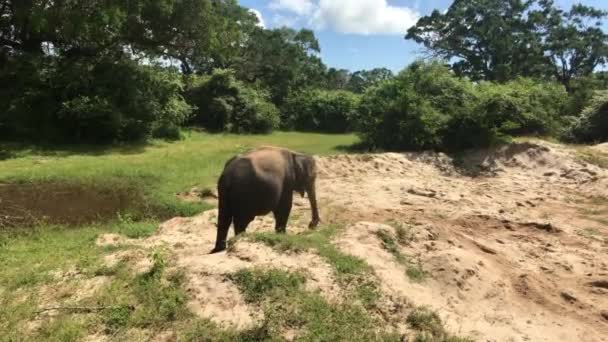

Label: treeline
[0,0,607,149]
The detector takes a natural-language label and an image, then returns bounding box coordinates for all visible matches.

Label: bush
[565,73,608,116]
[282,89,360,133]
[444,78,567,149]
[353,61,470,151]
[0,57,192,144]
[565,90,608,143]
[475,78,567,136]
[353,61,569,151]
[186,69,280,134]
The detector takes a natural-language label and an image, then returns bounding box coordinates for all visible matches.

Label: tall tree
[236,27,326,105]
[530,1,608,92]
[405,0,608,90]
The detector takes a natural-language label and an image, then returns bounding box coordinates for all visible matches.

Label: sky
[238,0,608,73]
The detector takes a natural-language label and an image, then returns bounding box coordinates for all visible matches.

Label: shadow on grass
[334,141,373,153]
[0,140,156,160]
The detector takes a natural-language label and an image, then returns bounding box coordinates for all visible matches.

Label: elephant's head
[292,153,320,228]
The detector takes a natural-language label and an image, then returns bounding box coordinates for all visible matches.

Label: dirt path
[102,140,608,341]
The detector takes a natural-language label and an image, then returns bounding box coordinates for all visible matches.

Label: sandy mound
[104,140,608,340]
[101,209,341,329]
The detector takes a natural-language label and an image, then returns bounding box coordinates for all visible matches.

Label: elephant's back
[221,156,283,214]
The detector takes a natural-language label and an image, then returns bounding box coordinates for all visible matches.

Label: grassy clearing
[0,131,356,219]
[0,132,357,340]
[375,226,427,282]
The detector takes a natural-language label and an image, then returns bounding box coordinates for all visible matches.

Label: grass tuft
[407,307,474,342]
[227,268,399,342]
[229,268,306,303]
[247,225,368,277]
[375,229,428,282]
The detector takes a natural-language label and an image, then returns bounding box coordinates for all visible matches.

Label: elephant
[210,146,320,253]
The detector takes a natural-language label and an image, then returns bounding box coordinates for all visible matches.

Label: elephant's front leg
[273,191,293,233]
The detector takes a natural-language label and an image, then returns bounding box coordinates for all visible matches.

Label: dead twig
[34,305,134,316]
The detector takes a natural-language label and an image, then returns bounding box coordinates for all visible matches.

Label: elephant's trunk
[307,179,320,228]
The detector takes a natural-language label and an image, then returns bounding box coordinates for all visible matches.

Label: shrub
[565,90,608,143]
[282,89,360,133]
[353,61,470,151]
[186,69,280,134]
[444,78,567,150]
[353,61,569,151]
[0,57,192,144]
[475,78,567,136]
[565,73,608,116]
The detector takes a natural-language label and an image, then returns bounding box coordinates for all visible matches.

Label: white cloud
[269,0,314,15]
[312,0,419,35]
[249,9,266,28]
[272,14,300,28]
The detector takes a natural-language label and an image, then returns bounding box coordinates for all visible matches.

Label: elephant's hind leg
[234,215,254,236]
[273,192,293,233]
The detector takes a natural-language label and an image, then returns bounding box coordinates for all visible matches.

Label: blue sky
[238,0,608,73]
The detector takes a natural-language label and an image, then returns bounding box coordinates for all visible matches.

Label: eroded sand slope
[103,141,608,341]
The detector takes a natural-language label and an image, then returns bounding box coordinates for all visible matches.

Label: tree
[405,0,608,90]
[347,68,394,93]
[236,27,326,106]
[325,68,351,89]
[530,1,608,92]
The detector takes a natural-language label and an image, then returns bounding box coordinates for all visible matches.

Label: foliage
[0,0,254,74]
[282,89,360,133]
[237,28,327,106]
[353,61,469,151]
[565,72,608,116]
[187,69,280,134]
[0,57,191,144]
[354,61,569,151]
[566,90,608,143]
[347,68,394,93]
[406,0,608,90]
[445,77,568,149]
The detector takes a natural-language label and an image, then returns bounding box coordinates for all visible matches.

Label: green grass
[225,268,400,342]
[0,131,357,218]
[228,268,306,303]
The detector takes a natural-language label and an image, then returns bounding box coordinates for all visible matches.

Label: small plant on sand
[375,229,428,281]
[386,220,416,245]
[407,307,473,342]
